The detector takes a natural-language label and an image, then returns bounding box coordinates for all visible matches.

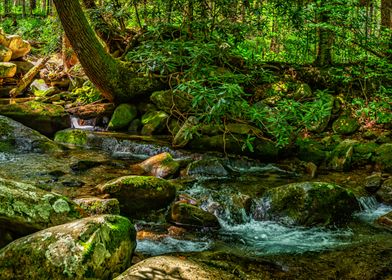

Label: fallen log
[9,56,50,98]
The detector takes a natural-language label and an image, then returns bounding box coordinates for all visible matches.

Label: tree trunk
[53,0,163,103]
[315,6,334,66]
[381,0,392,59]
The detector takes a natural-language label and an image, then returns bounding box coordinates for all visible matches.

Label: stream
[1,127,392,279]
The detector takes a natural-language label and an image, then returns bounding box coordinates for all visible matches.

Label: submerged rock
[98,176,176,217]
[167,202,220,229]
[0,115,60,153]
[108,103,137,131]
[0,215,136,280]
[0,101,70,136]
[114,256,234,280]
[131,152,180,178]
[0,177,82,236]
[260,182,360,226]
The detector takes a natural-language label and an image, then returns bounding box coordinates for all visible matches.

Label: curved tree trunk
[53,0,163,103]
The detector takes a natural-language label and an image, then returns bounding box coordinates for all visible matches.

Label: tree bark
[381,0,392,59]
[315,5,334,66]
[53,0,163,103]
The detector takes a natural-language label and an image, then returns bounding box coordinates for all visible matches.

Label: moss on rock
[107,104,137,131]
[54,129,88,146]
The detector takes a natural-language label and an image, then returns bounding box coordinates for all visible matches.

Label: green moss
[332,115,359,135]
[54,129,88,146]
[108,104,137,130]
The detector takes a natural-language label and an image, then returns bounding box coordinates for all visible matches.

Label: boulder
[0,101,70,136]
[332,115,359,135]
[127,118,142,133]
[150,90,192,113]
[292,83,313,100]
[0,45,12,62]
[0,62,16,78]
[376,179,392,204]
[0,115,60,153]
[328,140,358,171]
[73,197,120,215]
[4,35,31,60]
[375,211,392,230]
[167,202,220,229]
[305,93,334,133]
[0,215,136,280]
[98,176,176,217]
[131,152,180,178]
[54,128,88,146]
[373,144,392,172]
[260,182,360,226]
[296,138,328,165]
[364,173,382,193]
[141,111,169,135]
[0,177,82,236]
[186,159,229,177]
[107,104,137,131]
[13,60,34,75]
[114,256,233,280]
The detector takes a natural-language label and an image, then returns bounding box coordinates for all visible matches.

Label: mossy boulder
[296,138,328,165]
[0,177,82,236]
[54,129,89,146]
[352,142,378,166]
[107,104,137,131]
[0,62,16,78]
[73,198,120,216]
[150,90,192,114]
[0,101,70,136]
[131,152,180,178]
[293,83,313,100]
[305,93,334,133]
[114,256,234,280]
[376,179,392,205]
[167,202,220,229]
[261,182,360,226]
[98,176,177,217]
[0,115,60,153]
[141,110,169,135]
[332,115,359,135]
[373,144,392,172]
[0,215,136,280]
[328,140,358,171]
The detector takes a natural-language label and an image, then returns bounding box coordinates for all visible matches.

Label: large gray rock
[0,177,82,236]
[0,115,61,153]
[114,256,234,280]
[98,176,176,217]
[259,182,360,226]
[0,215,136,280]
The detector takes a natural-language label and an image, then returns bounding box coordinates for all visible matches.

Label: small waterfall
[355,196,392,223]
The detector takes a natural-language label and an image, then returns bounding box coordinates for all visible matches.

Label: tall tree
[53,0,162,103]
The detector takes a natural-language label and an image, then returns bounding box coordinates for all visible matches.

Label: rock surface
[108,104,137,131]
[260,181,360,226]
[0,62,16,78]
[0,115,60,153]
[131,152,180,178]
[73,197,120,215]
[141,111,169,135]
[99,176,177,217]
[0,215,136,280]
[114,256,234,280]
[0,177,82,236]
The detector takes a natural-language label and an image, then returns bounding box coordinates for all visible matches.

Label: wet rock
[364,173,382,193]
[376,179,392,204]
[131,152,180,178]
[61,179,85,188]
[0,62,16,78]
[352,142,378,167]
[127,118,142,133]
[261,182,360,226]
[73,197,120,215]
[150,90,192,113]
[0,115,60,153]
[107,104,137,131]
[0,215,136,280]
[0,101,70,136]
[70,160,102,172]
[114,256,234,280]
[141,111,169,135]
[186,159,228,177]
[54,129,88,146]
[0,45,12,62]
[373,144,392,172]
[167,201,220,229]
[332,115,359,135]
[328,140,357,171]
[305,162,317,178]
[0,177,82,236]
[98,176,176,217]
[375,211,392,230]
[173,116,198,148]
